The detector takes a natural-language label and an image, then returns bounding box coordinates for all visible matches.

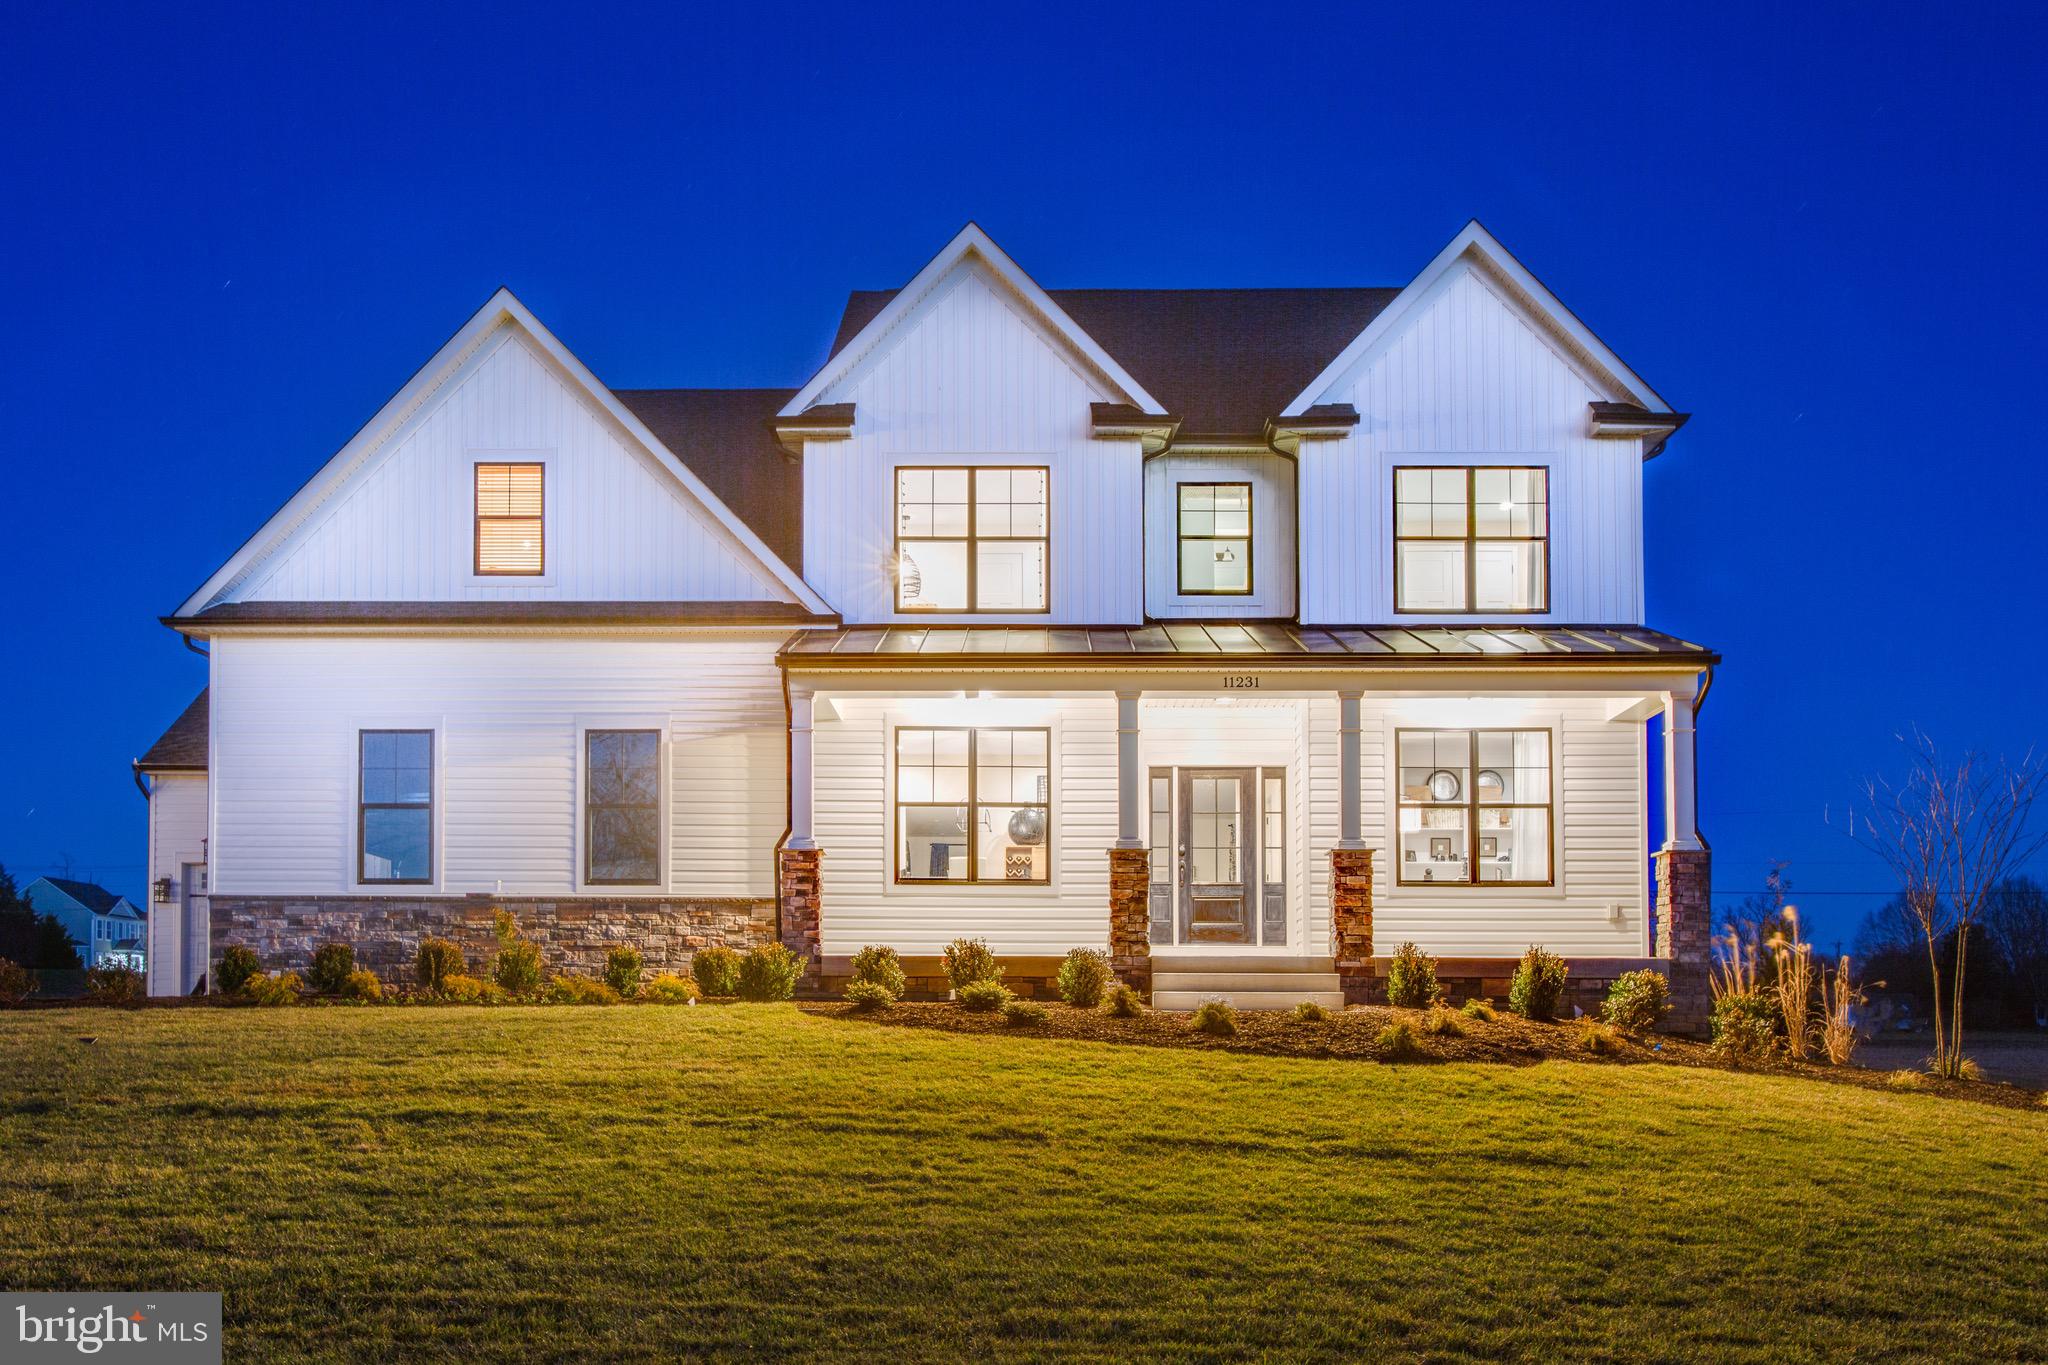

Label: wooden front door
[1178,768,1256,944]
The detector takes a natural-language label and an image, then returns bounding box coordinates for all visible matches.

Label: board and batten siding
[1143,451,1297,618]
[145,773,207,995]
[1296,259,1646,625]
[209,634,788,898]
[240,325,788,604]
[800,260,1143,625]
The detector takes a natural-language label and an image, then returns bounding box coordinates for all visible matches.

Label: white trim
[1282,221,1673,420]
[573,715,674,895]
[345,716,446,894]
[879,709,1065,900]
[781,224,1168,418]
[1376,711,1569,905]
[468,452,556,587]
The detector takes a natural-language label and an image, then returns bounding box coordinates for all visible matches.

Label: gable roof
[611,388,802,570]
[138,689,209,771]
[31,877,128,916]
[174,290,831,620]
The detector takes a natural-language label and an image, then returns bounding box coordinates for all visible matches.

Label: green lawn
[2,1006,2042,1362]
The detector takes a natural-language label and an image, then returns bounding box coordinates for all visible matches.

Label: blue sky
[4,2,2044,946]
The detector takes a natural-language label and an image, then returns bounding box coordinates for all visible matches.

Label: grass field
[2,1005,2043,1362]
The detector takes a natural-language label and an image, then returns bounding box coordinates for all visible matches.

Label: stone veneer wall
[1653,846,1713,1034]
[1331,847,1375,1003]
[776,848,824,993]
[210,895,775,984]
[1107,848,1152,997]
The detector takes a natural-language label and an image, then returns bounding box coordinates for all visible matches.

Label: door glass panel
[1190,776,1240,884]
[1149,774,1171,886]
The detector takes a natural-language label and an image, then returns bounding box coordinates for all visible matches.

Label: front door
[1178,768,1256,943]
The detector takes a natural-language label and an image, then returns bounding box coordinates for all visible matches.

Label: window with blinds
[474,462,544,575]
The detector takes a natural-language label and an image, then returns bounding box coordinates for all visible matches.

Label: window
[894,727,1050,883]
[1177,483,1252,595]
[1394,467,1547,612]
[586,730,661,885]
[1396,729,1552,886]
[359,730,433,883]
[475,462,544,575]
[894,467,1048,612]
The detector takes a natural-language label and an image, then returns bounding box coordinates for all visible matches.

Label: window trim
[357,729,435,886]
[1391,465,1549,615]
[891,724,1052,886]
[473,460,546,577]
[892,465,1052,615]
[1174,481,1254,597]
[582,727,664,887]
[1393,727,1555,889]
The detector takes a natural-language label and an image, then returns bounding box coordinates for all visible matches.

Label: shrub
[491,912,543,997]
[1957,1057,1983,1083]
[849,945,907,998]
[1710,991,1778,1064]
[1509,946,1568,1021]
[1056,948,1113,1007]
[1190,1000,1237,1038]
[1385,942,1442,1009]
[1421,1005,1466,1038]
[957,979,1011,1013]
[602,945,644,999]
[737,944,805,1002]
[1103,984,1145,1018]
[1460,997,1497,1022]
[238,971,301,1006]
[844,980,894,1012]
[1885,1068,1927,1092]
[307,942,356,994]
[641,974,697,1004]
[1290,1000,1332,1024]
[1578,1019,1625,1055]
[1002,998,1047,1027]
[941,937,1002,991]
[1817,955,1868,1066]
[339,969,383,1003]
[691,945,743,998]
[216,945,262,996]
[437,973,505,1005]
[1601,970,1670,1034]
[416,938,465,993]
[1376,1019,1421,1061]
[85,965,145,1004]
[0,957,36,1005]
[545,976,621,1005]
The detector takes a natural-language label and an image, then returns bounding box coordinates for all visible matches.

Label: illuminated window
[586,730,660,885]
[1177,483,1252,595]
[1394,467,1547,612]
[894,727,1050,883]
[359,730,432,884]
[1395,729,1552,886]
[894,467,1048,611]
[475,462,544,575]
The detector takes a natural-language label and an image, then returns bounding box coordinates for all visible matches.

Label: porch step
[1150,955,1345,1010]
[1151,954,1331,974]
[1154,989,1348,1012]
[1153,970,1343,994]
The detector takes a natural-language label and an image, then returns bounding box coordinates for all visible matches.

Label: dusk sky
[5,2,2044,947]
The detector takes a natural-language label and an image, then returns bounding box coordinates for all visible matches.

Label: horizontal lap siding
[212,635,786,898]
[146,775,208,995]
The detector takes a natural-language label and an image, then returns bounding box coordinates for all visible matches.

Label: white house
[23,877,147,970]
[141,221,1715,1018]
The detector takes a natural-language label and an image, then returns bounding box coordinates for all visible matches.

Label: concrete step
[1150,954,1331,974]
[1154,989,1348,1012]
[1153,971,1343,994]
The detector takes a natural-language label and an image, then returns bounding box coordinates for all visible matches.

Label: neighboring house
[140,221,1715,1018]
[23,877,147,970]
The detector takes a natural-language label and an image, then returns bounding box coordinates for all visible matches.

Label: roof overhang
[1090,402,1181,454]
[1588,401,1691,457]
[1265,403,1361,456]
[169,600,840,639]
[770,402,856,456]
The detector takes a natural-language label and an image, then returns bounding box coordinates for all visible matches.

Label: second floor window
[586,729,661,885]
[1394,467,1547,612]
[475,462,544,575]
[1177,482,1252,595]
[895,467,1048,612]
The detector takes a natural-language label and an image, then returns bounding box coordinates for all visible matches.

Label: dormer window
[475,462,544,575]
[1394,467,1547,613]
[895,467,1048,612]
[1177,482,1252,595]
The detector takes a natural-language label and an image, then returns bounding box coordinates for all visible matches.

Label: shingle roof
[611,388,803,570]
[41,877,126,915]
[138,689,209,771]
[830,287,1402,438]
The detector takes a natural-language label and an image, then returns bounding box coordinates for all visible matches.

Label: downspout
[774,665,793,945]
[132,761,152,801]
[1691,663,1714,853]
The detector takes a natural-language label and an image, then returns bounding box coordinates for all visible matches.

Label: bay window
[895,467,1048,611]
[1394,467,1547,612]
[895,726,1050,883]
[1396,728,1552,886]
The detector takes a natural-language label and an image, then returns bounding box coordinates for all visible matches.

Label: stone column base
[1331,847,1375,1003]
[777,846,824,993]
[1108,847,1151,998]
[1655,846,1712,1034]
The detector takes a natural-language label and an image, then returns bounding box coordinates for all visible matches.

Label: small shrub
[1103,984,1144,1018]
[1056,948,1113,1007]
[691,945,743,998]
[1509,946,1568,1021]
[436,973,505,1005]
[1818,955,1868,1066]
[844,979,894,1012]
[1601,970,1670,1034]
[491,912,542,997]
[941,937,1002,991]
[307,942,356,994]
[1957,1057,1983,1083]
[1461,997,1497,1022]
[85,965,145,1004]
[1190,1000,1237,1038]
[416,938,465,993]
[239,971,301,1006]
[0,957,37,1005]
[1291,1000,1332,1024]
[1385,941,1441,1009]
[641,973,697,1005]
[216,945,262,996]
[737,943,805,1002]
[957,979,1011,1013]
[602,945,644,999]
[1376,1019,1421,1061]
[1002,998,1047,1027]
[849,945,907,998]
[1710,991,1778,1064]
[339,969,383,1003]
[1421,1005,1466,1038]
[545,976,621,1005]
[1578,1019,1625,1055]
[1885,1068,1927,1092]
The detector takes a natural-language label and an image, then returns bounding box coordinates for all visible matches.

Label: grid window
[1177,483,1252,595]
[895,467,1048,611]
[1394,467,1547,612]
[1395,728,1552,886]
[359,730,432,883]
[475,463,544,575]
[586,730,661,885]
[895,727,1050,883]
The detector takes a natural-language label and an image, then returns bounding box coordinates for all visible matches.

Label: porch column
[787,684,816,851]
[1337,689,1365,849]
[778,682,821,992]
[1114,690,1143,848]
[1661,688,1702,852]
[1656,683,1710,1034]
[1107,689,1151,997]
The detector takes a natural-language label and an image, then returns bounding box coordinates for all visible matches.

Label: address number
[1222,675,1262,689]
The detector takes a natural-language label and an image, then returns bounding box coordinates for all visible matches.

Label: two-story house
[140,222,1715,1020]
[23,877,147,970]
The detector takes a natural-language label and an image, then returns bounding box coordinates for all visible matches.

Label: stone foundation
[1654,846,1713,1034]
[1331,847,1375,1003]
[1108,847,1151,998]
[210,894,775,985]
[777,847,824,992]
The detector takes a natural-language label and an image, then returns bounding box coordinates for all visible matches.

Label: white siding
[1297,259,1644,624]
[801,261,1143,625]
[1144,451,1297,618]
[210,634,787,898]
[145,774,207,996]
[239,326,790,604]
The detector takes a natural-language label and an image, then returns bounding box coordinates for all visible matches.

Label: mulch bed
[801,999,2046,1110]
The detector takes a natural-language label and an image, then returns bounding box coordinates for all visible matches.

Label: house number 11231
[1222,675,1261,689]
